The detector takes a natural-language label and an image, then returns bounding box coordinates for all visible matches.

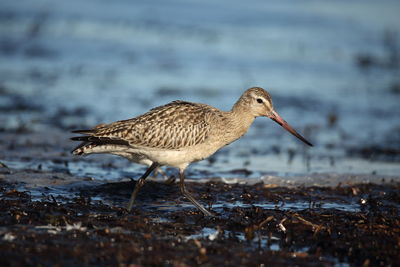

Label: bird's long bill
[269,110,313,146]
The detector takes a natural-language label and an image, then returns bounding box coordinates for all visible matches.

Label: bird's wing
[73,101,216,150]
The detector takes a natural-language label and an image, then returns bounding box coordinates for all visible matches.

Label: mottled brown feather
[78,101,221,150]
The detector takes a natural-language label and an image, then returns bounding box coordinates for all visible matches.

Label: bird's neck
[222,104,256,144]
[231,100,255,123]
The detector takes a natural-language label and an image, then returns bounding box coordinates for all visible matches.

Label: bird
[71,87,312,216]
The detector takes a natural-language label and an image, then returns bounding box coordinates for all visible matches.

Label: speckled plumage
[71,87,311,216]
[78,101,217,149]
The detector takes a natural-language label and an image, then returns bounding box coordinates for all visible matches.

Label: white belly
[126,142,221,170]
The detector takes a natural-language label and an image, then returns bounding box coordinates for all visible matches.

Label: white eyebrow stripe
[250,93,272,109]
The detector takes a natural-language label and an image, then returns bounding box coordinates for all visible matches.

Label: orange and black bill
[268,110,313,146]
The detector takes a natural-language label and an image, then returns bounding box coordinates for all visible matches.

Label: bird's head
[236,87,313,146]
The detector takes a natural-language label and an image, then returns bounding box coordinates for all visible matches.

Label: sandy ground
[1,176,399,266]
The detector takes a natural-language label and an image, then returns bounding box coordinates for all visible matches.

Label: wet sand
[1,176,399,266]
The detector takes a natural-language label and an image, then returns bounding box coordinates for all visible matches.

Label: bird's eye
[256,98,263,104]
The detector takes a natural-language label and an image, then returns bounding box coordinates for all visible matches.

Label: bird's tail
[70,130,130,155]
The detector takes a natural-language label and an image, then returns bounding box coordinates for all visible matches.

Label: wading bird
[71,87,312,216]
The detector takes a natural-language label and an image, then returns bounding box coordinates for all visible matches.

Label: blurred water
[1,0,400,177]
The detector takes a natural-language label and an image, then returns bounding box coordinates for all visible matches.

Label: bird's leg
[179,170,214,217]
[127,162,159,211]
